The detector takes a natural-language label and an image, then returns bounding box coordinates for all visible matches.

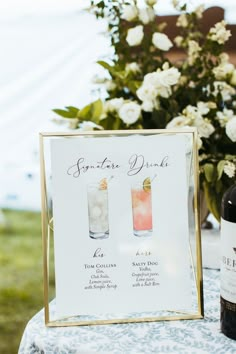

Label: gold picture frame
[39,129,203,327]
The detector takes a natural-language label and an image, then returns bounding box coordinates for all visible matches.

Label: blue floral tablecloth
[18,269,236,354]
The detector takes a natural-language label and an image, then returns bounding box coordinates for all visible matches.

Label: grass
[0,210,54,354]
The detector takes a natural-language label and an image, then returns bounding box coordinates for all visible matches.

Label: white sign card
[50,134,192,318]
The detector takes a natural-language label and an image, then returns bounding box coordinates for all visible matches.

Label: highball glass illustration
[131,177,153,237]
[87,178,109,239]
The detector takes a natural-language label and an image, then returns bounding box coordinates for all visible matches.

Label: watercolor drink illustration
[87,178,109,239]
[131,177,153,237]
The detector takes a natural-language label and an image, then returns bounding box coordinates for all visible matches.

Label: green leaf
[65,106,79,115]
[52,108,77,118]
[78,99,103,124]
[203,163,215,183]
[217,160,226,180]
[97,60,114,75]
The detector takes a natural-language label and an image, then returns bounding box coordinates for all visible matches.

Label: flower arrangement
[53,0,236,222]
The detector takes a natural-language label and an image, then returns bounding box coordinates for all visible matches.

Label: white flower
[141,100,155,112]
[211,81,236,101]
[145,0,157,6]
[118,101,141,125]
[121,5,138,21]
[226,117,236,142]
[105,80,116,91]
[207,101,217,109]
[216,108,234,127]
[152,32,173,51]
[139,7,155,24]
[209,20,231,44]
[174,35,184,47]
[159,67,181,86]
[166,116,189,129]
[137,83,157,102]
[176,13,188,28]
[104,98,124,113]
[194,5,204,19]
[197,102,209,116]
[230,70,236,86]
[188,40,201,65]
[126,25,144,46]
[213,63,234,80]
[219,53,230,64]
[224,161,236,178]
[125,62,140,73]
[195,119,215,138]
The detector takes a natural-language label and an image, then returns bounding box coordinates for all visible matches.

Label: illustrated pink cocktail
[131,178,153,237]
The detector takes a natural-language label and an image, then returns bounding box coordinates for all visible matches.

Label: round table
[18,269,236,354]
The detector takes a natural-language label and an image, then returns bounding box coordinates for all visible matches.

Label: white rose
[226,117,236,142]
[143,71,162,87]
[159,67,181,86]
[166,116,188,129]
[145,0,157,6]
[104,98,124,113]
[230,70,236,86]
[139,8,155,25]
[197,102,210,116]
[137,84,157,102]
[152,32,173,51]
[142,100,155,112]
[121,5,138,21]
[126,25,144,46]
[119,101,141,125]
[125,62,140,73]
[195,118,215,138]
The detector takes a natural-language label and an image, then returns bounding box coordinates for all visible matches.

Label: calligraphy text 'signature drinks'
[220,184,236,340]
[131,178,153,237]
[87,178,109,239]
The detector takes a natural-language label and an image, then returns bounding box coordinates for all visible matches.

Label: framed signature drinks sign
[39,129,203,326]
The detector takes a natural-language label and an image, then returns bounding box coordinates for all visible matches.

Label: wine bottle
[220,184,236,340]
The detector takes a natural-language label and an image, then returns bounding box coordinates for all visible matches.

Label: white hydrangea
[226,117,236,142]
[118,101,141,125]
[125,62,141,73]
[104,98,124,113]
[152,32,173,51]
[209,20,231,44]
[194,5,204,19]
[174,35,184,47]
[121,5,138,21]
[224,161,236,178]
[126,25,144,46]
[213,63,234,80]
[216,108,234,127]
[197,102,210,115]
[176,13,188,28]
[188,40,201,65]
[139,7,155,24]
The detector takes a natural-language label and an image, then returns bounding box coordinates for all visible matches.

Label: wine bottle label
[220,218,236,304]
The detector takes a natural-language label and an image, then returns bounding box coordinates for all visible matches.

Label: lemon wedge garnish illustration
[99,178,108,190]
[143,177,151,192]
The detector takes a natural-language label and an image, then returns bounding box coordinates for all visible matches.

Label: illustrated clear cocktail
[131,177,153,237]
[87,178,109,239]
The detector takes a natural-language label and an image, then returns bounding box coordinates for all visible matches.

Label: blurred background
[0,1,236,353]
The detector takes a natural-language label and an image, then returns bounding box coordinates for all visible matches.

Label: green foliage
[0,210,54,354]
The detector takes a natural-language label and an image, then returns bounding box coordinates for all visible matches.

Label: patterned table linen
[18,269,236,354]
